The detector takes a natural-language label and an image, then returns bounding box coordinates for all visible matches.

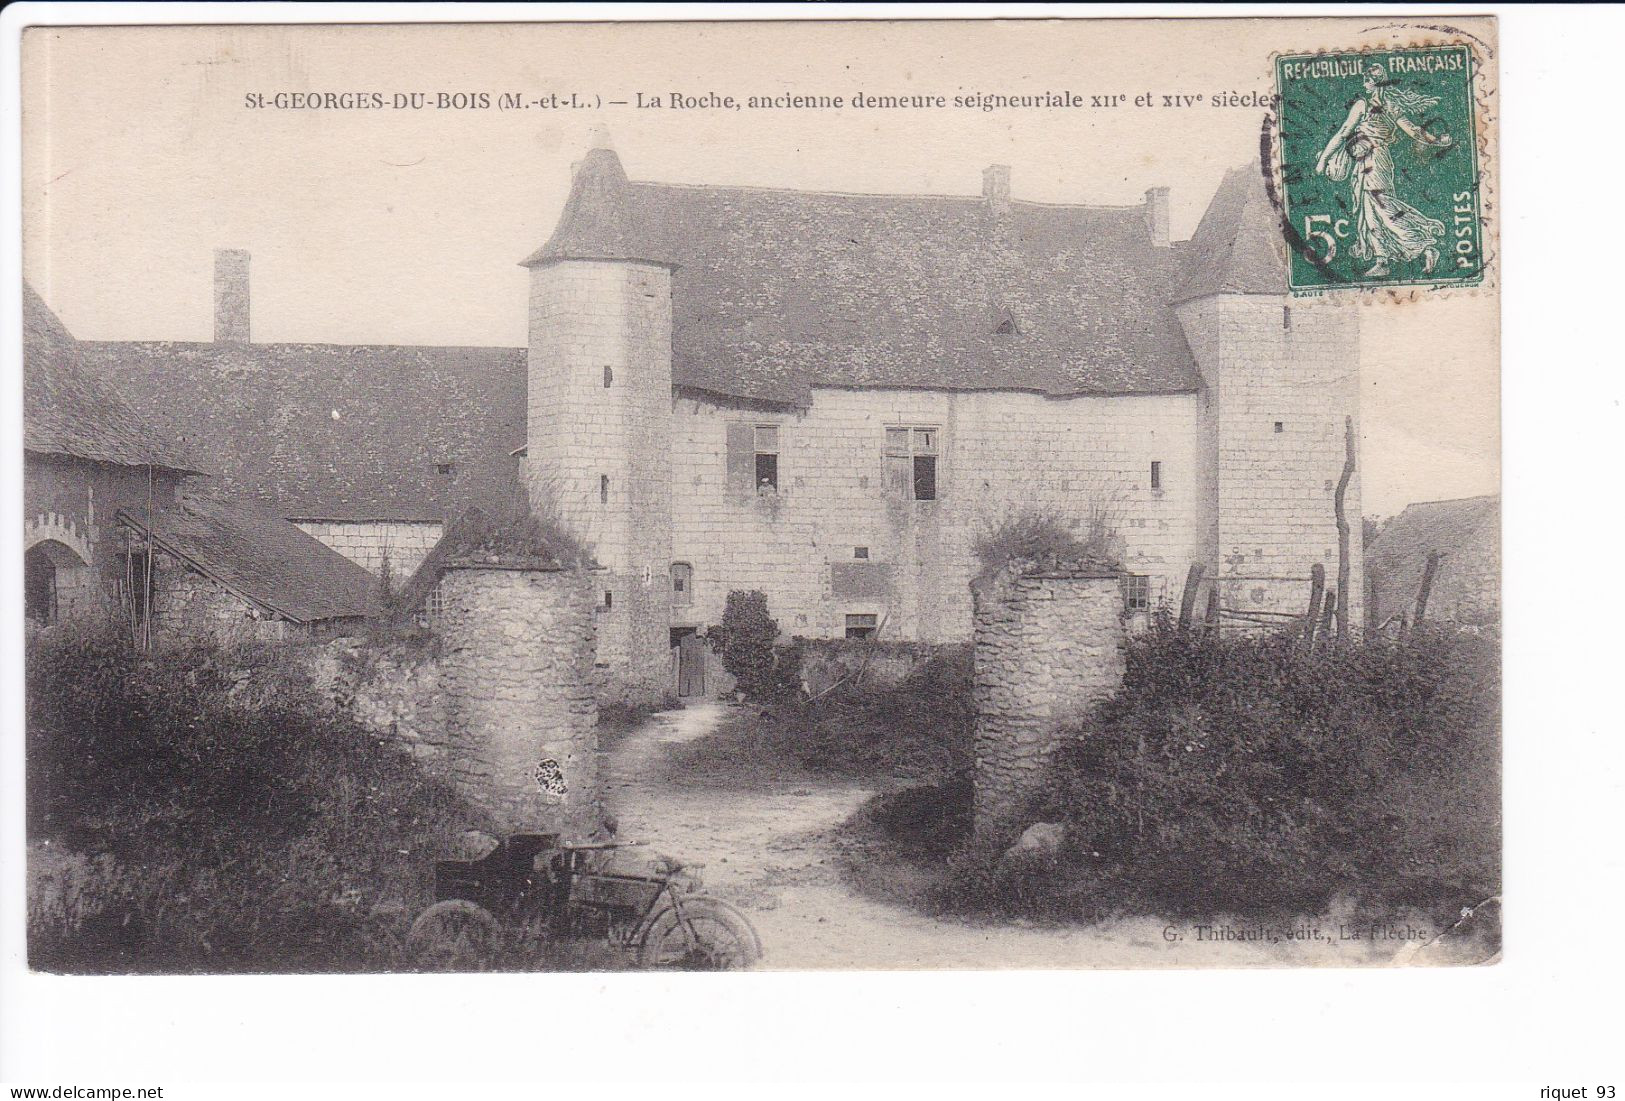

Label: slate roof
[1175,163,1290,301]
[1366,495,1500,609]
[527,148,1222,405]
[77,340,527,523]
[118,491,380,624]
[23,284,205,474]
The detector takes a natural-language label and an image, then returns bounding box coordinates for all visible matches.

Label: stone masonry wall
[670,387,1205,645]
[438,564,601,837]
[293,520,443,581]
[971,565,1126,842]
[526,259,673,707]
[1177,295,1363,625]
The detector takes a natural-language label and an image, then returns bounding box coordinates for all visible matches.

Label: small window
[602,591,613,610]
[1283,306,1293,331]
[603,365,614,388]
[600,474,610,504]
[424,581,444,621]
[853,546,869,560]
[1274,422,1285,434]
[885,425,940,501]
[754,425,779,492]
[845,613,878,640]
[1123,575,1151,613]
[671,562,692,606]
[1150,461,1162,491]
[437,462,454,476]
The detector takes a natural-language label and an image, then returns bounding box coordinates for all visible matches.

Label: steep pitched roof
[23,284,205,474]
[77,340,527,522]
[1366,495,1500,608]
[526,149,1201,405]
[118,492,380,624]
[1175,163,1289,302]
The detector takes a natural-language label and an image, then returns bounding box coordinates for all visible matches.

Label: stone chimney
[982,164,1011,216]
[1143,187,1171,248]
[213,249,251,343]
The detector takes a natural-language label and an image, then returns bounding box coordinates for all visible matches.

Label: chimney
[1143,187,1170,248]
[982,164,1011,216]
[214,249,251,342]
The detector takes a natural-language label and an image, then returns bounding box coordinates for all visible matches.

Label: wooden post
[1203,585,1221,638]
[1414,551,1442,627]
[1333,416,1356,641]
[1316,591,1338,651]
[1178,563,1205,632]
[1303,563,1326,647]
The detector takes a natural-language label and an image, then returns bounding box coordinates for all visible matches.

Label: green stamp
[1275,44,1483,292]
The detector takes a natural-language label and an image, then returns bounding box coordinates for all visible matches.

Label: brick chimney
[982,164,1011,216]
[213,249,250,342]
[1143,187,1170,248]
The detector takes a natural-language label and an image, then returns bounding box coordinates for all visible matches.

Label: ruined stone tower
[1173,165,1362,625]
[520,141,675,706]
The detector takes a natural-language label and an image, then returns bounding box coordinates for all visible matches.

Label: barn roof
[23,284,205,474]
[528,147,1208,404]
[77,339,527,523]
[1366,495,1500,609]
[118,492,380,625]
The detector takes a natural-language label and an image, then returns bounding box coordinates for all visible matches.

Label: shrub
[25,627,513,973]
[706,590,799,701]
[972,507,1119,580]
[938,625,1500,924]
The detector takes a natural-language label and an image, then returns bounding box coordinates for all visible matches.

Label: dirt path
[603,702,1438,970]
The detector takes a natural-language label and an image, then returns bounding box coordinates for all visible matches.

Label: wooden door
[677,632,705,697]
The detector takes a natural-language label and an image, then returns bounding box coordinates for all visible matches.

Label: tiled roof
[23,284,205,474]
[1366,495,1500,608]
[528,149,1205,405]
[77,340,528,523]
[1174,163,1289,301]
[118,491,380,624]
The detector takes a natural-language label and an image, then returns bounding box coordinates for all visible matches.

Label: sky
[20,18,1499,517]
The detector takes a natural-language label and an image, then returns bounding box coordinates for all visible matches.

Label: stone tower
[1174,165,1363,626]
[520,141,675,705]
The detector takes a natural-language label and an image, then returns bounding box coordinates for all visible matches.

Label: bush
[25,627,512,973]
[972,507,1118,580]
[707,590,799,701]
[939,625,1500,924]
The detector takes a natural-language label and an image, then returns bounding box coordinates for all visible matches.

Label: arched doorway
[25,539,86,626]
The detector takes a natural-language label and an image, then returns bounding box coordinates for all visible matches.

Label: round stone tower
[520,139,676,706]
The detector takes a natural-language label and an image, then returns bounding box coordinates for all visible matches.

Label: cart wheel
[407,900,502,971]
[637,896,762,971]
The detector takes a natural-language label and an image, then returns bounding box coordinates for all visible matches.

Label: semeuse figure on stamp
[1314,64,1455,278]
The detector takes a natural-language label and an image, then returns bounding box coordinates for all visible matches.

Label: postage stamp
[1274,44,1484,293]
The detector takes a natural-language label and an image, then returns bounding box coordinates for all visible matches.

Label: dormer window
[992,307,1018,335]
[436,462,454,476]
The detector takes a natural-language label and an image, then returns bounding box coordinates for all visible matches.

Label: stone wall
[669,386,1206,646]
[309,638,446,765]
[293,519,443,581]
[971,563,1126,843]
[526,259,673,707]
[1176,294,1363,624]
[149,553,291,644]
[438,562,601,837]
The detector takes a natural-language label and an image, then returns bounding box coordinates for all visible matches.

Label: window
[853,546,869,560]
[1274,421,1284,434]
[1283,305,1293,331]
[600,474,610,504]
[602,591,613,610]
[1150,461,1162,491]
[436,462,454,476]
[754,425,779,492]
[671,562,693,606]
[603,365,614,388]
[885,426,939,501]
[1123,574,1151,613]
[424,581,444,621]
[845,613,878,640]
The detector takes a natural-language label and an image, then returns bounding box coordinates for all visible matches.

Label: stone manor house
[27,142,1361,703]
